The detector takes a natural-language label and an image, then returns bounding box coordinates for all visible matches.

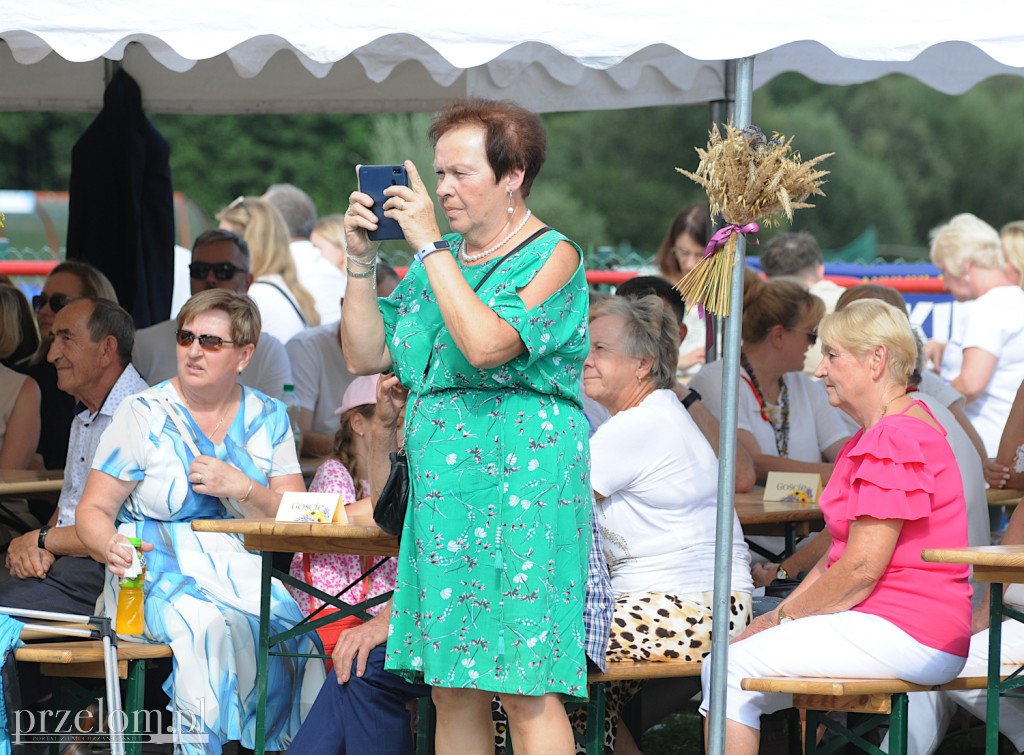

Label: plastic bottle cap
[284,384,295,392]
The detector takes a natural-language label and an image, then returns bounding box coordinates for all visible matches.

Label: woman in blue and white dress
[76,289,325,755]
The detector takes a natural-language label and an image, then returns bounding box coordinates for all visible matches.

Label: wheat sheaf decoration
[674,124,832,317]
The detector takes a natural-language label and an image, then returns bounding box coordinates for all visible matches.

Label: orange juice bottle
[116,537,146,634]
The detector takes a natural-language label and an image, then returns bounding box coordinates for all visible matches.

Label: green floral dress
[380,229,591,698]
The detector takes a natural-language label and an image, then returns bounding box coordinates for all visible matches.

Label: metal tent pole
[705,54,755,755]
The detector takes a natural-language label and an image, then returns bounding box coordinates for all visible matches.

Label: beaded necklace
[740,352,790,457]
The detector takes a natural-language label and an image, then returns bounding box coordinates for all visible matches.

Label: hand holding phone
[357,165,409,241]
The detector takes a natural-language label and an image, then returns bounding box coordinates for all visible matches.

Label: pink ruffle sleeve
[844,422,935,523]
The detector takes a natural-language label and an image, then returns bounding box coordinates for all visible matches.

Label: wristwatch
[776,565,789,580]
[38,525,51,551]
[681,388,702,410]
[414,240,451,265]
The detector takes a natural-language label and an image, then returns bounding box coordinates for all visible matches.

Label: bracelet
[347,254,378,268]
[681,388,702,410]
[346,263,376,279]
[238,480,254,504]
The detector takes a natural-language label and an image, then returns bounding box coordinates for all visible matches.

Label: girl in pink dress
[287,375,398,657]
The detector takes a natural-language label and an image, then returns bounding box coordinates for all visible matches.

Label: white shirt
[132,318,293,401]
[285,320,358,436]
[57,365,148,527]
[589,389,752,596]
[292,238,346,324]
[940,285,1024,455]
[690,359,849,462]
[249,274,308,344]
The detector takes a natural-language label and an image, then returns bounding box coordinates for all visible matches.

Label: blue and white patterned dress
[92,381,325,755]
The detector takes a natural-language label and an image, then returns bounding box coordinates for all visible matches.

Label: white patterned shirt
[56,364,148,527]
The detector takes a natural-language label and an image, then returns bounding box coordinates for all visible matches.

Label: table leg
[784,523,796,560]
[986,582,1004,754]
[255,549,273,755]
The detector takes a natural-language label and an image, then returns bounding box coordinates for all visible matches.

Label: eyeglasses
[227,195,252,220]
[791,328,818,345]
[189,261,246,281]
[175,329,237,352]
[671,246,704,261]
[32,292,71,314]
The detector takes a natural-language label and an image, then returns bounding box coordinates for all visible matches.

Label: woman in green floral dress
[340,98,590,753]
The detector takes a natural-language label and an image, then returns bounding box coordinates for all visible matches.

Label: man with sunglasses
[132,228,293,399]
[1,297,147,615]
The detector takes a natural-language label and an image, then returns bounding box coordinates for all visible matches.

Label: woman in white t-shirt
[931,213,1024,456]
[584,295,753,753]
[690,269,850,485]
[217,196,321,343]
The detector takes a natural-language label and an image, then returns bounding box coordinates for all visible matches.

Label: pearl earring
[507,190,514,215]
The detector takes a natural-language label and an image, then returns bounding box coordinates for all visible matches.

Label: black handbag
[371,228,552,540]
[373,449,409,536]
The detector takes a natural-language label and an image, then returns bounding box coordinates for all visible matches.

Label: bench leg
[124,657,147,755]
[415,697,435,755]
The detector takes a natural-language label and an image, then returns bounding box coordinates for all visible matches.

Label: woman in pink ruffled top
[701,299,973,753]
[287,374,398,656]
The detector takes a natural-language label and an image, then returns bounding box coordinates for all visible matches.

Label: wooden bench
[15,640,173,755]
[741,669,1018,754]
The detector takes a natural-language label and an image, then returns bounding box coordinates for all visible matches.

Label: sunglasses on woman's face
[175,329,237,352]
[189,261,246,281]
[32,292,71,314]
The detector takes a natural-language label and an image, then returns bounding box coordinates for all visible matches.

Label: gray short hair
[84,298,135,367]
[264,183,317,239]
[589,295,678,390]
[760,232,823,278]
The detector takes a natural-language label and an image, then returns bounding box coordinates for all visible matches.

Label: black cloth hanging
[66,68,174,328]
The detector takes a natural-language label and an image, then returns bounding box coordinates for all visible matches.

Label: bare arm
[993,378,1024,489]
[75,469,143,570]
[738,429,836,485]
[951,347,998,405]
[752,530,832,588]
[672,383,756,492]
[0,377,40,469]
[188,456,305,518]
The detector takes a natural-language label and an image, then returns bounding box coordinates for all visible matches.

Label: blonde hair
[313,214,346,248]
[216,197,320,327]
[1000,221,1024,288]
[31,261,118,365]
[929,213,1002,277]
[176,289,262,348]
[819,299,917,384]
[741,268,825,344]
[589,295,678,389]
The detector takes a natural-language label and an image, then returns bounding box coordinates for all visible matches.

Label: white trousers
[699,611,967,731]
[881,618,1024,754]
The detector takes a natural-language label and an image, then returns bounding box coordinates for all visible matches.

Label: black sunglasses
[189,261,246,281]
[791,328,818,345]
[175,329,237,352]
[32,292,71,314]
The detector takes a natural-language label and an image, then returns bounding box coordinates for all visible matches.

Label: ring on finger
[196,473,203,485]
[398,201,405,211]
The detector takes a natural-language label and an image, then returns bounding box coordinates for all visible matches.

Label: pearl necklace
[458,209,532,263]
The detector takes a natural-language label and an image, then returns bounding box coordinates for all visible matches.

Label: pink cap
[334,374,380,416]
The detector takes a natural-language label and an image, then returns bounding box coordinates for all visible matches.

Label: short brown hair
[176,289,261,348]
[428,98,547,198]
[741,268,825,344]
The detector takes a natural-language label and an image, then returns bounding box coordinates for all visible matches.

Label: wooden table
[734,490,824,560]
[987,487,1023,506]
[0,468,64,532]
[191,515,397,755]
[921,544,1024,753]
[0,468,64,497]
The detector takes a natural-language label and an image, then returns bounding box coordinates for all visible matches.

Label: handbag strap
[154,391,241,516]
[251,279,309,326]
[470,226,552,293]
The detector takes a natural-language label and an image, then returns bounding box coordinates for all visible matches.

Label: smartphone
[357,164,409,241]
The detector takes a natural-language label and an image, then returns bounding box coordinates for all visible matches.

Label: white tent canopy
[3,0,1024,114]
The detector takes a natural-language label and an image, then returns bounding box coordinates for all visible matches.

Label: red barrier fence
[3,261,947,294]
